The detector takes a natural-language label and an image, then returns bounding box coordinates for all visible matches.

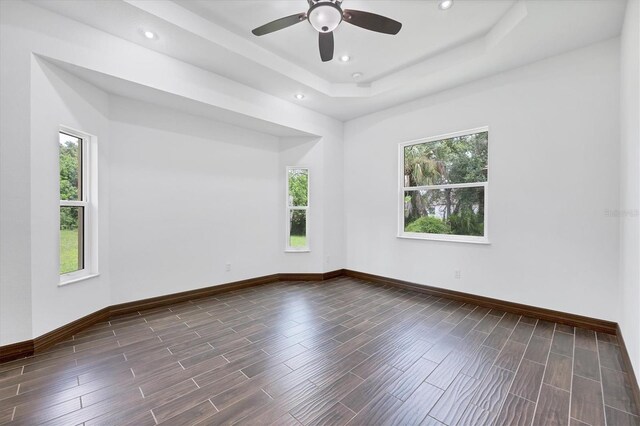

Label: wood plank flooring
[0,277,638,425]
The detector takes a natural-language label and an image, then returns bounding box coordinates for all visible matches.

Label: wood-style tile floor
[0,277,638,425]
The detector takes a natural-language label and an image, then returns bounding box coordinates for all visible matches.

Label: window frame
[398,127,490,244]
[59,126,98,285]
[285,166,310,252]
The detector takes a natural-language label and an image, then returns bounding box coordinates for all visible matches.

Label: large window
[286,167,309,251]
[59,128,96,282]
[399,128,488,243]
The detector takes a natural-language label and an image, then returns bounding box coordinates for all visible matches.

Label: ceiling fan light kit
[251,0,402,62]
[308,1,343,33]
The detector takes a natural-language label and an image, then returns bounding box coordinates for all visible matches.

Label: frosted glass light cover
[308,3,342,32]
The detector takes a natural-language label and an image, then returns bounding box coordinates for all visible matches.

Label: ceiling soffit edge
[125,0,527,100]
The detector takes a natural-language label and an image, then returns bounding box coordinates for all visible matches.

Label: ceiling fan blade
[319,31,334,62]
[343,9,402,35]
[252,13,307,36]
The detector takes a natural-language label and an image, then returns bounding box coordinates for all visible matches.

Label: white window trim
[398,126,490,245]
[285,166,310,252]
[59,126,99,285]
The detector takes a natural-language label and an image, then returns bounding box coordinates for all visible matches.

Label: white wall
[0,0,345,345]
[0,0,630,358]
[107,97,345,305]
[344,40,621,321]
[321,126,346,273]
[278,138,323,271]
[0,0,32,345]
[29,58,112,338]
[619,0,640,381]
[108,96,281,303]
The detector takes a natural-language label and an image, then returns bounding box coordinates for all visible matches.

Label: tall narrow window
[59,129,94,281]
[399,128,488,243]
[286,167,309,251]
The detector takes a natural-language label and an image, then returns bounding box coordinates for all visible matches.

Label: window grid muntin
[59,128,92,279]
[399,127,489,243]
[286,167,309,251]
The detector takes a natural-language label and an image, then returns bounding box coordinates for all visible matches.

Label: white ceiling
[180,0,515,84]
[40,57,316,138]
[30,0,627,121]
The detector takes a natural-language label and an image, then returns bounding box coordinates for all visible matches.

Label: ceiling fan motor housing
[308,0,343,33]
[251,0,401,63]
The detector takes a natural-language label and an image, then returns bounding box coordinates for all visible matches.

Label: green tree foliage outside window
[288,169,308,236]
[59,133,84,275]
[59,136,81,229]
[404,131,487,237]
[288,169,308,206]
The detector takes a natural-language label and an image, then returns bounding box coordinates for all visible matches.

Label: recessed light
[294,93,305,100]
[339,55,351,62]
[438,0,453,10]
[351,72,363,79]
[143,30,157,40]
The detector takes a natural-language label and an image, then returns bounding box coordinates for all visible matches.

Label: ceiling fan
[251,0,402,62]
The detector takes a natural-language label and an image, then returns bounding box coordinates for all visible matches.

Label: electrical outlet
[225,262,231,272]
[454,270,461,279]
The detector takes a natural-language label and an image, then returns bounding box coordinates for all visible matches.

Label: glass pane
[404,186,485,236]
[60,206,84,274]
[289,210,307,248]
[404,131,487,186]
[59,132,82,201]
[288,168,308,207]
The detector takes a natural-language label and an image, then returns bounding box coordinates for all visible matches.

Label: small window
[399,128,488,243]
[59,129,96,282]
[286,167,309,251]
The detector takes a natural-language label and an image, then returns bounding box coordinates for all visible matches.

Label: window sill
[285,249,311,253]
[59,273,100,287]
[398,233,490,245]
